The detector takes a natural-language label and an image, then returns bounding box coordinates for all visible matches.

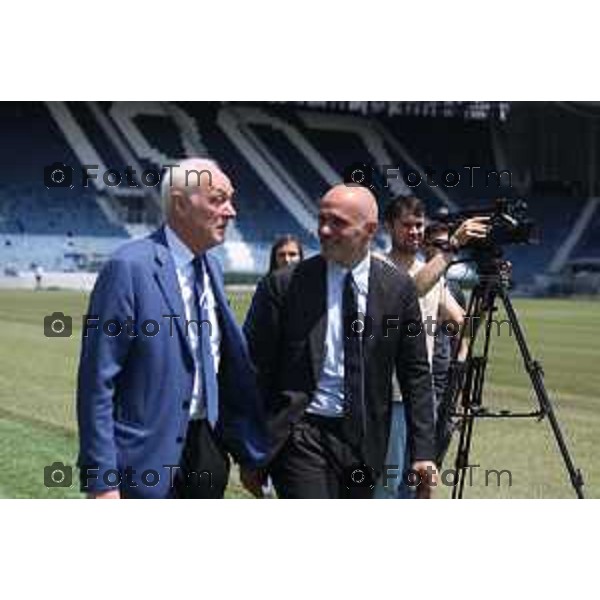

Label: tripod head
[451,244,513,301]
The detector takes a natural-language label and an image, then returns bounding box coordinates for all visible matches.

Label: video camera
[440,198,536,249]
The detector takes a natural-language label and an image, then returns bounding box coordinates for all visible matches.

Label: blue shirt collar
[328,251,370,295]
[164,224,196,269]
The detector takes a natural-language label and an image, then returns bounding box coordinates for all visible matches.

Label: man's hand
[240,468,267,498]
[88,489,121,499]
[410,460,438,499]
[450,216,490,248]
[414,216,490,296]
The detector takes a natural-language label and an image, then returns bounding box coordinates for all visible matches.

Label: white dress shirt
[307,252,370,417]
[390,255,440,403]
[165,225,221,420]
[407,257,444,365]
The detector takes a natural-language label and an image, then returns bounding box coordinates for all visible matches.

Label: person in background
[268,235,304,273]
[34,264,44,291]
[423,222,467,406]
[373,195,488,499]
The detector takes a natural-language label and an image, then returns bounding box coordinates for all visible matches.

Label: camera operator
[423,222,467,406]
[373,195,489,499]
[412,209,489,297]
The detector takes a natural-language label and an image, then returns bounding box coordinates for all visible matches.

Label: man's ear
[366,220,379,237]
[170,189,187,216]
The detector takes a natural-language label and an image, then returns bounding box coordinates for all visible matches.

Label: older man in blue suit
[77,158,268,499]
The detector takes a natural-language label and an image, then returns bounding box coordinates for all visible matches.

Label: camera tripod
[435,249,585,499]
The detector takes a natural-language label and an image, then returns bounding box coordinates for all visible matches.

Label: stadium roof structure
[226,101,511,121]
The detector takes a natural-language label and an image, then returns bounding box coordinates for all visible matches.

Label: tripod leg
[452,288,497,498]
[453,402,475,498]
[436,284,486,466]
[436,291,477,465]
[499,290,585,498]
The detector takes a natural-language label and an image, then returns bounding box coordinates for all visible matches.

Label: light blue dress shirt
[165,225,221,420]
[307,252,370,417]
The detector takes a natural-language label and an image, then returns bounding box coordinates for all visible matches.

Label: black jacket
[244,254,435,473]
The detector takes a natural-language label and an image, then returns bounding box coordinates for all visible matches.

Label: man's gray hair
[160,158,221,214]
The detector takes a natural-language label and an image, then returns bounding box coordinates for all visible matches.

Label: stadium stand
[0,101,598,289]
[571,199,600,260]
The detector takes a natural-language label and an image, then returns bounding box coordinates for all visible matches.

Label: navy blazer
[76,227,269,498]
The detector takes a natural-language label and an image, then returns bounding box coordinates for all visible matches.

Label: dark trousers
[173,419,230,499]
[269,414,374,499]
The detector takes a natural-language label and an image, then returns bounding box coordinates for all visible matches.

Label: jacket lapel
[151,227,193,361]
[306,256,328,384]
[364,255,385,359]
[204,254,241,349]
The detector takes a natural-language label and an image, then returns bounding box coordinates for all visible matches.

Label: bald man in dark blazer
[243,185,436,499]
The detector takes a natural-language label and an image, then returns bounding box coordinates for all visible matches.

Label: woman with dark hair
[268,235,303,274]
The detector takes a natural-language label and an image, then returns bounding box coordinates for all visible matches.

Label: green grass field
[0,289,597,498]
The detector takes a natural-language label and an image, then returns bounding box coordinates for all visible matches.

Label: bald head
[318,184,379,267]
[320,184,379,226]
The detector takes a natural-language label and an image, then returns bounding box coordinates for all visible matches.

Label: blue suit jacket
[76,227,269,498]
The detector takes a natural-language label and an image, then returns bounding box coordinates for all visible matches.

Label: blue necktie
[192,256,219,428]
[343,271,367,445]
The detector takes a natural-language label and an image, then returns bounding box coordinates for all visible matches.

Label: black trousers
[172,419,230,499]
[269,414,374,499]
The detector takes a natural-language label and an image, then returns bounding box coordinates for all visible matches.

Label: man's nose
[319,223,332,238]
[224,201,237,218]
